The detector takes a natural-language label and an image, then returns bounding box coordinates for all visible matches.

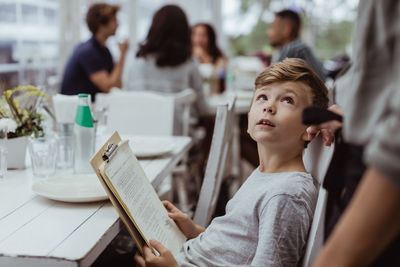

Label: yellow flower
[4,90,12,99]
[0,85,52,138]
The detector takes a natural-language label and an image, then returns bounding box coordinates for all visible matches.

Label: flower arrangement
[0,85,52,138]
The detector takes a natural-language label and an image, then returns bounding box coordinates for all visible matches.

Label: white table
[205,90,252,115]
[0,135,192,267]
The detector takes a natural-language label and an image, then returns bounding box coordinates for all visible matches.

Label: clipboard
[90,131,147,254]
[90,131,186,256]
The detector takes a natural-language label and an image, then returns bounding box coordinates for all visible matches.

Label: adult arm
[212,57,227,94]
[313,168,400,267]
[89,40,129,93]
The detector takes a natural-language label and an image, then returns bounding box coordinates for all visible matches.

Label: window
[0,0,58,91]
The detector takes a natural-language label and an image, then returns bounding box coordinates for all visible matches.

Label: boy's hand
[306,105,343,146]
[134,240,179,267]
[162,201,205,239]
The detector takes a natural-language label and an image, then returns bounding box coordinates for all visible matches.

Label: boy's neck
[257,144,306,174]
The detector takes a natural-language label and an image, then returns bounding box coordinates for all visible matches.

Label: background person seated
[60,3,128,101]
[191,23,227,95]
[123,4,206,119]
[267,9,326,81]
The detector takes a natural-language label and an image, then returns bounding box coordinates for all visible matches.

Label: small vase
[6,136,28,169]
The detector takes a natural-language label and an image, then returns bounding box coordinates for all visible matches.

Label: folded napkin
[52,94,79,124]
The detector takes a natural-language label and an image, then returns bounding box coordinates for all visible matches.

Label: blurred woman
[123,5,206,114]
[192,23,226,94]
[123,4,208,136]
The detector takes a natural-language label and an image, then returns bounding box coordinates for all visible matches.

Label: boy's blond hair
[255,58,329,108]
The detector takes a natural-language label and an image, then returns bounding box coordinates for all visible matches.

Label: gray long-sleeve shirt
[176,169,318,267]
[335,0,400,188]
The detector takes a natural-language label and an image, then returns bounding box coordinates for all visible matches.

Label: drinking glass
[57,135,74,170]
[28,137,58,178]
[56,123,74,171]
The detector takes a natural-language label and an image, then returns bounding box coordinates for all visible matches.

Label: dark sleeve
[77,49,108,76]
[251,194,313,266]
[295,47,326,81]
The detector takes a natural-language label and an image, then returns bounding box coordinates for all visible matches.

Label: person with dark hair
[123,5,206,129]
[61,3,128,100]
[267,9,326,81]
[192,23,226,94]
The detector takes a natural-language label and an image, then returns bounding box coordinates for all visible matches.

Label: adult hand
[118,39,129,56]
[306,104,343,146]
[162,200,205,239]
[193,46,212,63]
[134,240,179,267]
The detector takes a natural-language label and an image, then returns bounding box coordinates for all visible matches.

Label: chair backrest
[301,136,335,267]
[171,89,197,136]
[193,97,236,228]
[102,89,197,136]
[105,91,175,136]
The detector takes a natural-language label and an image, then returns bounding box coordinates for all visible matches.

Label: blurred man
[267,9,326,81]
[61,3,128,101]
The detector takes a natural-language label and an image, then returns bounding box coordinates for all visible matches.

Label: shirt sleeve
[364,84,400,188]
[78,48,108,75]
[348,1,400,189]
[251,194,312,267]
[295,47,326,81]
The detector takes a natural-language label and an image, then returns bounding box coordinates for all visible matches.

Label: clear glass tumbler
[28,137,58,178]
[57,135,74,171]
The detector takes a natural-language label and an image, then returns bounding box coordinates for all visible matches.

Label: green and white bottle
[73,94,95,173]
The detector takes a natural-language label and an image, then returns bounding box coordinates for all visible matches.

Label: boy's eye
[282,97,294,104]
[256,94,267,101]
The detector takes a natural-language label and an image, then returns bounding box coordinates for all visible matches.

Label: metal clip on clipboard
[102,142,119,162]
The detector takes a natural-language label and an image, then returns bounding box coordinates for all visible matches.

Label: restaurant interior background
[0,0,358,92]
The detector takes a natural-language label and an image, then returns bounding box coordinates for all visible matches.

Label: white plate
[128,137,175,157]
[32,174,108,203]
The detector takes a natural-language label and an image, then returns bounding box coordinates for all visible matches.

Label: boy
[135,58,329,267]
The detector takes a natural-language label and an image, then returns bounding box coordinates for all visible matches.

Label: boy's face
[247,81,312,148]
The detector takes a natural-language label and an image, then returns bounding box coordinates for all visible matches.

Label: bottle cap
[78,94,89,98]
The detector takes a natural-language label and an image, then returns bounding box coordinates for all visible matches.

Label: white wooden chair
[101,89,197,203]
[301,135,335,267]
[105,91,174,136]
[193,97,236,228]
[102,89,196,136]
